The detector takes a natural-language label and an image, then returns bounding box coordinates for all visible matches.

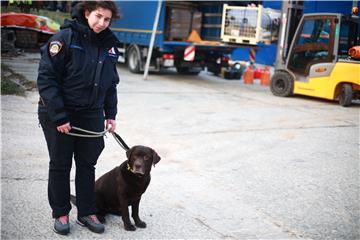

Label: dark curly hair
[73,1,121,23]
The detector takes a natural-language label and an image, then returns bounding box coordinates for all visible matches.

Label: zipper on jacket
[89,46,102,108]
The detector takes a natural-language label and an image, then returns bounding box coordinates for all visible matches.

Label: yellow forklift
[270,1,360,106]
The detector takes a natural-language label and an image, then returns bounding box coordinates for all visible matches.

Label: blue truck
[112,1,359,75]
[111,1,239,75]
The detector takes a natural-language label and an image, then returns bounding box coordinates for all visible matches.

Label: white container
[221,4,280,45]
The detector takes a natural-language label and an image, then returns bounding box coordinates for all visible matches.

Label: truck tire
[339,84,352,107]
[176,66,201,75]
[270,71,294,97]
[127,46,141,73]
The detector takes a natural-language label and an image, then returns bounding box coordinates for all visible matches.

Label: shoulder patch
[108,47,117,57]
[49,41,63,57]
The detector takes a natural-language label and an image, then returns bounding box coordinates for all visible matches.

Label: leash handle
[71,126,108,135]
[66,126,109,138]
[65,125,130,151]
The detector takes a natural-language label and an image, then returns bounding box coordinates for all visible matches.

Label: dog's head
[126,145,161,177]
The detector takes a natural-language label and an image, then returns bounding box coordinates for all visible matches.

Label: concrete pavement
[1,52,359,239]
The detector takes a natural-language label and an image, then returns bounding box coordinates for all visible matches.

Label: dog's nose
[134,163,142,170]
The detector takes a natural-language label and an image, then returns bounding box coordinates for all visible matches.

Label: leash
[67,126,108,138]
[111,131,130,151]
[66,126,130,151]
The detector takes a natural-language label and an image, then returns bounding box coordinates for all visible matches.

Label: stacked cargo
[165,2,201,41]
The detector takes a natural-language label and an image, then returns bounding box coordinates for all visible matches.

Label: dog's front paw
[135,220,147,228]
[124,223,136,231]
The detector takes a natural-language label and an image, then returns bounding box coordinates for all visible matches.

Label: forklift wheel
[270,71,294,97]
[339,84,353,107]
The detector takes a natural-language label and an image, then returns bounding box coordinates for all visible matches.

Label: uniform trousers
[39,112,104,218]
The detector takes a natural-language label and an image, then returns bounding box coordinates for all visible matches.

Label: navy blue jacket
[37,18,119,126]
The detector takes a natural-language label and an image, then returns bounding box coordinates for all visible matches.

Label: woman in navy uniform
[37,1,120,235]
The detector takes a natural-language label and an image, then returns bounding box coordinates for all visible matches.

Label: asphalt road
[1,52,359,240]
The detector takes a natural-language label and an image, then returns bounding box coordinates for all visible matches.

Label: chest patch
[49,41,63,57]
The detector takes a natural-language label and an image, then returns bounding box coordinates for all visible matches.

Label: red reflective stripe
[249,48,256,62]
[184,47,195,58]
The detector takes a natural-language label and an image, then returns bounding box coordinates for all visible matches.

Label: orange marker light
[315,67,327,73]
[352,7,358,15]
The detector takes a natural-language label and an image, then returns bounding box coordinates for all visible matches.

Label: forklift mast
[275,1,304,69]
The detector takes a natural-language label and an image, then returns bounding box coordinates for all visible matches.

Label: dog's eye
[144,155,150,160]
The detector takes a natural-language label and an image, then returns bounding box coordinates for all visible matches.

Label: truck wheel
[176,66,200,75]
[127,46,141,73]
[270,71,294,97]
[339,84,352,107]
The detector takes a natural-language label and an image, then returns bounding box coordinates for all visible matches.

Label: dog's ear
[126,146,134,161]
[152,149,161,167]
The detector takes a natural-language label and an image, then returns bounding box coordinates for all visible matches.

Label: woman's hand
[57,122,71,134]
[106,119,116,133]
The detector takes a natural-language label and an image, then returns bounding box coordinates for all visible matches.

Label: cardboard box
[166,5,202,41]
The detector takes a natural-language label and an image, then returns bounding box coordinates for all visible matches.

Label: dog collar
[127,163,135,173]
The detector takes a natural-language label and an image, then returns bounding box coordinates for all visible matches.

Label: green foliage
[1,78,26,96]
[1,63,27,96]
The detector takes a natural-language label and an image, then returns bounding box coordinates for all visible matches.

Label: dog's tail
[70,194,77,206]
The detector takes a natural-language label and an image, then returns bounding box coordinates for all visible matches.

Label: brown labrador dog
[95,145,161,231]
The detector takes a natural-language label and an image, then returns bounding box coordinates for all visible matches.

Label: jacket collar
[62,19,118,48]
